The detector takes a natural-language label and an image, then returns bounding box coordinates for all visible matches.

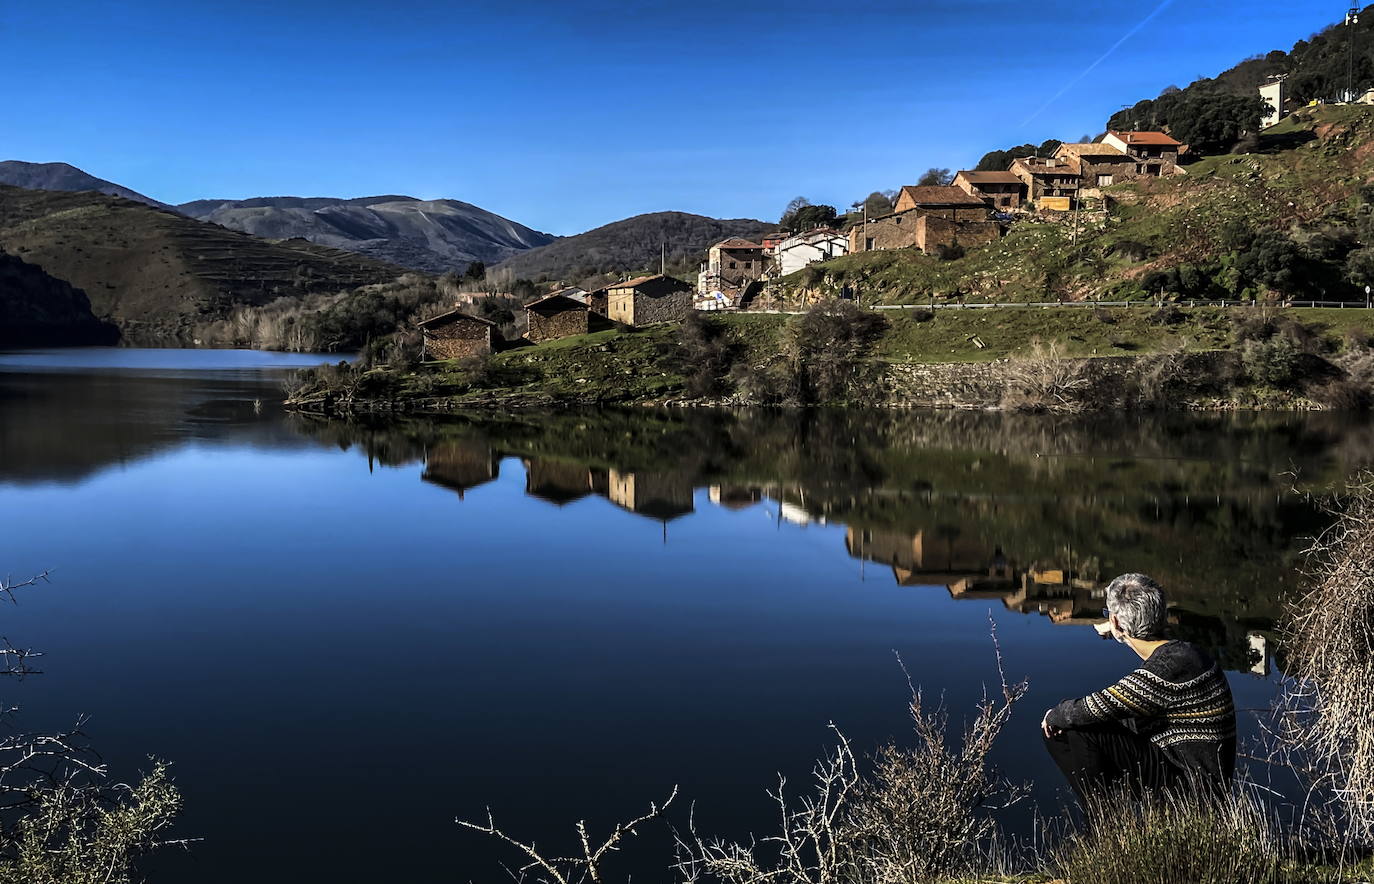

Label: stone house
[952,171,1027,211]
[697,238,767,308]
[585,287,609,317]
[525,293,591,343]
[1101,130,1186,175]
[606,468,695,522]
[1052,142,1139,194]
[847,209,999,256]
[775,228,849,275]
[1009,157,1081,209]
[418,309,499,360]
[606,274,693,326]
[892,185,991,220]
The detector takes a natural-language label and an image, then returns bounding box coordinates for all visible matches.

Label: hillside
[177,195,557,274]
[0,186,402,344]
[492,211,775,285]
[0,161,169,209]
[0,250,118,346]
[778,105,1374,307]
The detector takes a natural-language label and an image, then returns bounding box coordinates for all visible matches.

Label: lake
[0,348,1362,882]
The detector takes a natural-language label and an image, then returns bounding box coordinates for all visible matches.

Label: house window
[894,216,902,224]
[729,261,737,269]
[999,196,1010,206]
[865,237,875,250]
[1098,174,1113,186]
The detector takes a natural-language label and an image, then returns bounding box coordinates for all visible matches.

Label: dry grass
[1051,787,1338,884]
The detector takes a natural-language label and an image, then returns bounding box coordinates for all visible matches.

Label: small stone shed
[418,309,499,360]
[525,293,591,343]
[606,274,693,326]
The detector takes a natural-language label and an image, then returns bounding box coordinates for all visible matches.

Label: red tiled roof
[897,185,987,206]
[955,171,1022,184]
[713,238,764,250]
[418,308,496,329]
[1108,130,1182,146]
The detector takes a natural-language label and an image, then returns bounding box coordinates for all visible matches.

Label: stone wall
[424,319,492,360]
[914,216,1001,254]
[527,305,589,343]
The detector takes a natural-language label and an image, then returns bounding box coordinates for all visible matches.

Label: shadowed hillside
[178,195,557,273]
[0,186,402,344]
[492,211,775,286]
[0,250,118,346]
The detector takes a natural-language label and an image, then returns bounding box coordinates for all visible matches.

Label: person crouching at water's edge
[1041,573,1236,806]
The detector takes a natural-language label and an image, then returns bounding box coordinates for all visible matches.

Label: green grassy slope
[780,106,1374,306]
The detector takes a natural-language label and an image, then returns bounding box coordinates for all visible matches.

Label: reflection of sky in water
[0,354,1352,883]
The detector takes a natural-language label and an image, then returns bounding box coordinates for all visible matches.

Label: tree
[1169,92,1270,153]
[464,260,485,281]
[860,191,893,217]
[780,196,812,229]
[785,202,835,233]
[917,167,954,186]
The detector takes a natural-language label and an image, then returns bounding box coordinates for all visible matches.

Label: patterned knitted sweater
[1045,640,1236,782]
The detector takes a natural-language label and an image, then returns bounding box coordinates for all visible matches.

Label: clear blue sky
[0,1,1347,235]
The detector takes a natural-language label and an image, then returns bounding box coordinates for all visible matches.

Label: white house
[1259,76,1287,129]
[775,228,848,276]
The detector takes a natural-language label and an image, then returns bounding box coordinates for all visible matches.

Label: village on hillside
[416,80,1374,363]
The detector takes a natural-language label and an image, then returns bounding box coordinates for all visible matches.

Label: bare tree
[457,787,678,884]
[0,572,187,883]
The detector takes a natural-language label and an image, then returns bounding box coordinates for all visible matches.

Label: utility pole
[661,242,666,276]
[1350,7,1361,102]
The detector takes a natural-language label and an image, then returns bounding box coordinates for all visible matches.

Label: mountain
[0,250,119,347]
[176,195,558,274]
[0,186,401,344]
[0,161,169,209]
[493,211,776,285]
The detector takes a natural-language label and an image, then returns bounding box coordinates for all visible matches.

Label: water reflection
[289,408,1365,673]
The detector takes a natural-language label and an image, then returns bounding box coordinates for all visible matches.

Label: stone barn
[418,309,499,360]
[952,171,1027,211]
[606,274,693,326]
[585,287,610,317]
[525,293,590,343]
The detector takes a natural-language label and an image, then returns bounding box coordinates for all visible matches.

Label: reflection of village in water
[419,436,1274,676]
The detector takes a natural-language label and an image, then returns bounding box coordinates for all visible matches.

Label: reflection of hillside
[293,407,1374,672]
[0,369,314,485]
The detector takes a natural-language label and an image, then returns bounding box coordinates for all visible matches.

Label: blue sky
[0,1,1347,234]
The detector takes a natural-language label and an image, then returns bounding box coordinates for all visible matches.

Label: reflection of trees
[288,407,1374,670]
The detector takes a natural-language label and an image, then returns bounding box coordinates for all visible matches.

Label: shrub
[1149,304,1185,326]
[1002,340,1092,412]
[1242,336,1302,387]
[787,300,888,405]
[1275,475,1374,845]
[677,313,735,398]
[935,242,966,261]
[909,307,935,323]
[1093,306,1117,324]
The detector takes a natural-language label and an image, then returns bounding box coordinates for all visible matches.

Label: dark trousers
[1043,721,1182,809]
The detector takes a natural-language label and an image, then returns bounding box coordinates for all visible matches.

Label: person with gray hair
[1041,573,1236,806]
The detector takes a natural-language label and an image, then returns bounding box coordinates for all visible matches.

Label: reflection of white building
[780,501,826,526]
[1247,631,1270,677]
[776,229,848,276]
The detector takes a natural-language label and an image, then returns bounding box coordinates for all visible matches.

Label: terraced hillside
[0,186,402,343]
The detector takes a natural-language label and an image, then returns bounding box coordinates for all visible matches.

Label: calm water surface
[0,348,1364,882]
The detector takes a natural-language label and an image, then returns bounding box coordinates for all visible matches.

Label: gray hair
[1105,573,1168,639]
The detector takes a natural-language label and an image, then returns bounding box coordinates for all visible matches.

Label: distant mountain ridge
[0,161,169,209]
[176,194,558,273]
[0,185,400,344]
[494,211,775,285]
